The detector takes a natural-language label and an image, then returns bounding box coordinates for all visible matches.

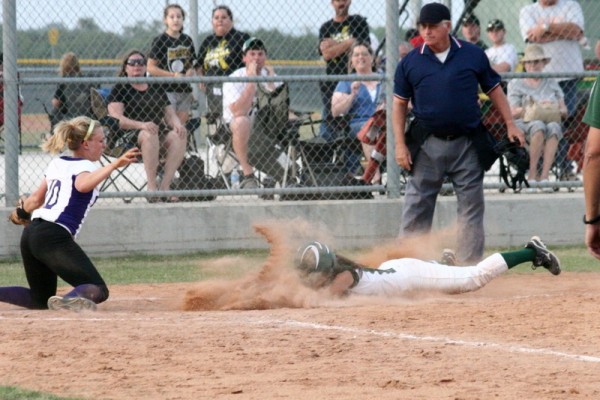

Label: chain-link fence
[1,0,599,205]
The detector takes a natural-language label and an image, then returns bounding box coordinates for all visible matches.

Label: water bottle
[230,169,240,189]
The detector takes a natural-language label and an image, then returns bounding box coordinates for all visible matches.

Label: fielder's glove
[8,196,31,226]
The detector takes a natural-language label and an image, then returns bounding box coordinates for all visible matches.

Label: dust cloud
[182,219,456,311]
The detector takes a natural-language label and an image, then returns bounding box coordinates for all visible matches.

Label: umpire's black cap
[417,3,451,25]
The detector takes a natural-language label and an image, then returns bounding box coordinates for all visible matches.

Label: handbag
[522,96,561,123]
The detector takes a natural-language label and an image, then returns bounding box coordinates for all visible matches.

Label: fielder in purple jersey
[0,116,139,311]
[295,237,560,297]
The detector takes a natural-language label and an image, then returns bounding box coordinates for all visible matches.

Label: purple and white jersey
[31,156,98,237]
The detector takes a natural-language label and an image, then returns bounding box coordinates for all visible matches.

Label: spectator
[398,41,412,61]
[147,4,196,126]
[222,38,281,189]
[507,45,567,192]
[331,41,382,178]
[392,3,524,263]
[485,19,518,73]
[196,5,250,116]
[107,50,187,202]
[595,39,600,61]
[50,52,93,128]
[519,0,585,181]
[405,27,424,48]
[461,14,487,50]
[0,116,140,310]
[582,75,600,259]
[0,53,23,132]
[318,0,370,140]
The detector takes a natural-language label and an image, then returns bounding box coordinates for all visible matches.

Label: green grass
[0,386,84,400]
[0,249,268,287]
[0,245,596,289]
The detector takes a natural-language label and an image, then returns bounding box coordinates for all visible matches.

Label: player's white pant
[350,253,508,296]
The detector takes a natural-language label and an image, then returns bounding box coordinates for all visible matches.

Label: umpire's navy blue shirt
[394,36,500,133]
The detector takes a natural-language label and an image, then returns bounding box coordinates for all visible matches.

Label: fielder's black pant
[20,219,108,308]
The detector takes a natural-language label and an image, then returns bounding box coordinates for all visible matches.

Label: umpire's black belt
[432,132,463,141]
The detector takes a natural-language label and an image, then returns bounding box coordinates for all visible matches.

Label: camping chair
[204,83,239,189]
[205,82,298,190]
[481,94,567,192]
[90,88,147,198]
[49,81,95,130]
[91,87,202,200]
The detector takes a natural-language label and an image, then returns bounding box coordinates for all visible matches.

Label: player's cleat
[47,296,97,312]
[525,236,561,275]
[440,249,457,266]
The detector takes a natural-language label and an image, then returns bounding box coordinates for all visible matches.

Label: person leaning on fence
[392,3,525,264]
[484,19,518,74]
[582,75,600,260]
[147,3,196,127]
[50,52,94,128]
[107,50,187,203]
[221,37,281,190]
[1,116,140,311]
[318,0,370,140]
[331,41,382,181]
[507,45,567,193]
[519,0,585,182]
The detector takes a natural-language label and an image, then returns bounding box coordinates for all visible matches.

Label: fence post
[385,0,401,198]
[3,0,19,206]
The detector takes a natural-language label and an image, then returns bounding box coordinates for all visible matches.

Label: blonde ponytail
[41,116,98,154]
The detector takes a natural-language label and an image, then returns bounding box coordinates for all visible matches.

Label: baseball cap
[417,3,451,25]
[462,14,480,26]
[242,37,266,54]
[487,19,505,31]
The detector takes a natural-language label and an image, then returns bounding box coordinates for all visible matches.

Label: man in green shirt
[582,76,600,259]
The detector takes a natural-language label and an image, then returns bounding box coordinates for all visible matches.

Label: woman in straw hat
[507,44,568,192]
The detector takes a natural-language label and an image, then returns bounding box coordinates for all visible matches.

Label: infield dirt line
[2,312,599,364]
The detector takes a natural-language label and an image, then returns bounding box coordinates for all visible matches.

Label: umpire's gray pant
[400,135,484,263]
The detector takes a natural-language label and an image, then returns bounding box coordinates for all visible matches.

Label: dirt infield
[1,222,599,399]
[0,273,599,399]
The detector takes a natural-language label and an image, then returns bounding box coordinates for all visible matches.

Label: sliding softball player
[295,237,560,297]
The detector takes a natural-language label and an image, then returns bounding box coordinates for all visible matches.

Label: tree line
[1,18,387,63]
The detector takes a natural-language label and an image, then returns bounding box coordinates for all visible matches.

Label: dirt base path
[1,272,599,400]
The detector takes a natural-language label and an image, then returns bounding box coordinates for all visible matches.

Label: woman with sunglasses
[147,4,196,127]
[107,50,187,202]
[0,116,140,311]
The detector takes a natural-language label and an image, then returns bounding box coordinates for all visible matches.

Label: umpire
[392,3,525,263]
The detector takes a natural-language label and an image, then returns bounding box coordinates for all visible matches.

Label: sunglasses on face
[126,58,146,66]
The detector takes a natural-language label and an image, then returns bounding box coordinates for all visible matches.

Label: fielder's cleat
[440,249,457,266]
[525,236,561,276]
[47,296,97,312]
